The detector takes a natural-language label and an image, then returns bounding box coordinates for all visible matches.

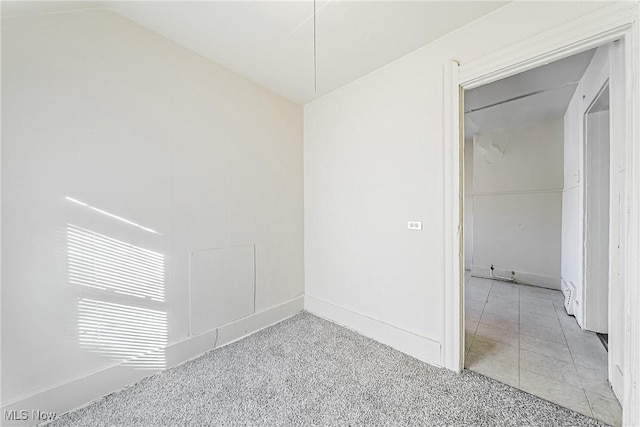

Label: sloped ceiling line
[464,81,579,115]
[1,0,509,105]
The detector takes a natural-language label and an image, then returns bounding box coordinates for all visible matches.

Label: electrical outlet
[407,221,422,230]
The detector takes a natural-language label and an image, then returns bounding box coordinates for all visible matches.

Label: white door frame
[442,3,640,425]
[582,83,611,335]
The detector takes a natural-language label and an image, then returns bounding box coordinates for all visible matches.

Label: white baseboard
[1,296,304,426]
[471,265,561,290]
[304,295,441,367]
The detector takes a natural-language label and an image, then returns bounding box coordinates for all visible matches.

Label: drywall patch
[189,245,256,336]
[474,131,511,164]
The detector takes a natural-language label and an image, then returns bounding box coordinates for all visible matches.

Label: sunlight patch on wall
[67,224,168,369]
[65,196,161,235]
[67,224,165,301]
[78,298,168,370]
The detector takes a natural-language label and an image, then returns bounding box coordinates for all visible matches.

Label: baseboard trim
[1,296,304,426]
[471,265,560,290]
[304,295,441,367]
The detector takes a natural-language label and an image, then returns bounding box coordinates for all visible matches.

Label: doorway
[442,6,640,425]
[460,46,621,425]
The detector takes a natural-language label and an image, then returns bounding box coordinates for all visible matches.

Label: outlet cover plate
[408,221,422,230]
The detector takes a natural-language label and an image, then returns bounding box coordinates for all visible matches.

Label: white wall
[584,108,610,334]
[464,138,473,270]
[562,46,610,327]
[1,8,303,417]
[470,119,564,289]
[304,1,611,366]
[560,39,633,407]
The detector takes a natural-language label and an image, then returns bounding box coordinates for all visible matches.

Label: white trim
[305,295,441,367]
[608,36,626,402]
[442,60,463,372]
[443,3,640,425]
[622,4,640,423]
[1,296,304,425]
[581,50,611,334]
[458,3,637,88]
[471,188,563,197]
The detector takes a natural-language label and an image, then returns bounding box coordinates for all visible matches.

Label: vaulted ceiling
[1,1,508,104]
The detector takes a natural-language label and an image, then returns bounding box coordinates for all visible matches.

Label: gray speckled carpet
[49,312,605,426]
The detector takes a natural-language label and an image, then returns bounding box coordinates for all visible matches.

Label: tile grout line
[520,288,596,420]
[470,281,616,424]
[464,274,477,366]
[467,276,487,360]
[517,283,521,389]
[465,276,491,369]
[555,291,596,419]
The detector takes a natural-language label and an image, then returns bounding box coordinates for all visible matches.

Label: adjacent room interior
[1,1,639,426]
[462,46,622,425]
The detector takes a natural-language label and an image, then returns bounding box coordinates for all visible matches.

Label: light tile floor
[464,272,622,426]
